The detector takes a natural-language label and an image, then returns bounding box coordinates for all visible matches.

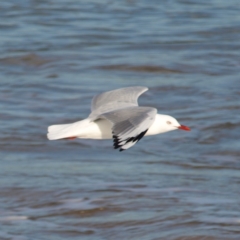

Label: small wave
[200,216,240,225]
[0,53,51,67]
[0,216,28,222]
[97,64,183,73]
[203,122,239,130]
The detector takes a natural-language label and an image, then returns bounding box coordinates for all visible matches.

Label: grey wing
[101,106,157,151]
[89,86,148,118]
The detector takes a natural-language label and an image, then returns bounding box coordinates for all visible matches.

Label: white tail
[47,118,91,140]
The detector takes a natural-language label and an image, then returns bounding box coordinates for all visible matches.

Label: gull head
[159,115,190,133]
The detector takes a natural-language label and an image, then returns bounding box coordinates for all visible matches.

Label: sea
[0,0,240,239]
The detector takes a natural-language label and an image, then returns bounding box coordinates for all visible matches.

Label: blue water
[1,1,240,239]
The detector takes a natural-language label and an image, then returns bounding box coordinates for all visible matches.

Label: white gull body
[47,86,190,151]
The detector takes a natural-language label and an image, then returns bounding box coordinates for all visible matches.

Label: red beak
[178,125,191,131]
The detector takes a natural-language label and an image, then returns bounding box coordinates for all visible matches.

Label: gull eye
[167,121,171,125]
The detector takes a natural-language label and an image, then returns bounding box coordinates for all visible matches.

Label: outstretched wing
[89,86,148,118]
[101,106,157,151]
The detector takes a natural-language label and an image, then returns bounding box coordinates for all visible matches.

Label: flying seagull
[47,86,190,151]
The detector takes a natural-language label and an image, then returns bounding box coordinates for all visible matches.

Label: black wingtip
[113,135,122,149]
[112,129,148,151]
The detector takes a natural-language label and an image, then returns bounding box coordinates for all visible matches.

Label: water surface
[1,0,240,239]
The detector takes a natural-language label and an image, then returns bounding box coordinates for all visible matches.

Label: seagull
[47,86,190,151]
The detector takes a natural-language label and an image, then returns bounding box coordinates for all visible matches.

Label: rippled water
[1,0,240,239]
